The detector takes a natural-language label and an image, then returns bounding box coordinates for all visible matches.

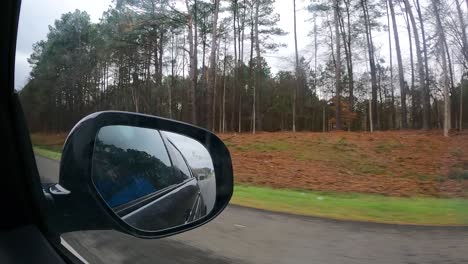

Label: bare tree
[361,0,377,129]
[233,0,239,132]
[253,0,260,134]
[414,0,431,129]
[248,0,255,133]
[403,0,427,129]
[222,34,228,133]
[293,0,299,132]
[239,0,247,133]
[454,0,468,62]
[169,31,175,119]
[400,1,417,127]
[389,0,407,128]
[335,0,342,130]
[461,72,465,131]
[432,0,450,136]
[185,0,198,124]
[386,0,396,129]
[207,0,221,130]
[338,0,354,130]
[455,0,467,131]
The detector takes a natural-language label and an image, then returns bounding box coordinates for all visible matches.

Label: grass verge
[33,145,468,226]
[34,146,62,161]
[231,185,468,226]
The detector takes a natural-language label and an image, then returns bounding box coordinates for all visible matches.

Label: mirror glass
[91,125,216,232]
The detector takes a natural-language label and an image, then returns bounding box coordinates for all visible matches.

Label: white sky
[14,0,313,89]
[14,0,467,92]
[15,0,112,89]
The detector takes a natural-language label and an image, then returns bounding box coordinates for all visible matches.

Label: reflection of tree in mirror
[93,139,187,207]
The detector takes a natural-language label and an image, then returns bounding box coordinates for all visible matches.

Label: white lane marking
[234,224,247,228]
[60,237,89,264]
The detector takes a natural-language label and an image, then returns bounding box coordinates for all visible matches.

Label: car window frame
[162,135,194,181]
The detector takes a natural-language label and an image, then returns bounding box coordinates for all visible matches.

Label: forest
[19,0,468,136]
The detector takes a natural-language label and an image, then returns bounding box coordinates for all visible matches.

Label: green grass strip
[231,185,468,226]
[34,146,62,161]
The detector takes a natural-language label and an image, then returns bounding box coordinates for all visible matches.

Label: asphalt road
[36,156,468,264]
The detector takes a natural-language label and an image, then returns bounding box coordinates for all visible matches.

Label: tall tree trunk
[455,0,467,131]
[361,0,377,130]
[389,0,407,128]
[378,67,383,129]
[338,10,350,130]
[201,10,208,102]
[182,30,186,78]
[237,1,242,64]
[454,0,468,63]
[169,32,175,119]
[249,2,256,131]
[461,73,464,131]
[432,0,450,136]
[344,0,354,129]
[153,31,160,114]
[334,0,342,130]
[222,37,227,133]
[247,2,255,132]
[386,0,396,129]
[230,78,236,131]
[212,37,220,131]
[444,39,455,127]
[233,0,239,132]
[194,0,198,124]
[403,0,427,129]
[293,0,299,132]
[322,106,326,132]
[414,0,431,129]
[401,3,416,128]
[201,34,207,126]
[239,0,246,133]
[238,90,242,132]
[433,95,441,128]
[131,72,139,113]
[369,95,374,132]
[241,0,246,61]
[158,31,164,89]
[202,40,207,80]
[207,0,220,131]
[314,15,318,92]
[252,0,260,134]
[186,0,197,124]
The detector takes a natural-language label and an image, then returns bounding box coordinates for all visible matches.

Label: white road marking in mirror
[234,224,246,228]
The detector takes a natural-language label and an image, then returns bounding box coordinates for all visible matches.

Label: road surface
[36,156,468,264]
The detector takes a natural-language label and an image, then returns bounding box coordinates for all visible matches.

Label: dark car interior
[0,0,73,262]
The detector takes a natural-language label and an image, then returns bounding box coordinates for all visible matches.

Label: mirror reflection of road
[36,156,468,264]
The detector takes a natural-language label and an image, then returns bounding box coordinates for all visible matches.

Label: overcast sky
[14,0,313,90]
[15,0,112,89]
[16,0,464,92]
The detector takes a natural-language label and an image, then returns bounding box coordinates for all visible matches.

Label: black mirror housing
[53,111,233,239]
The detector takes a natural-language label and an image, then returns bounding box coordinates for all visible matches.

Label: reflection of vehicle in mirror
[91,125,216,232]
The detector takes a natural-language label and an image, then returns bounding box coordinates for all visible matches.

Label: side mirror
[51,111,233,239]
